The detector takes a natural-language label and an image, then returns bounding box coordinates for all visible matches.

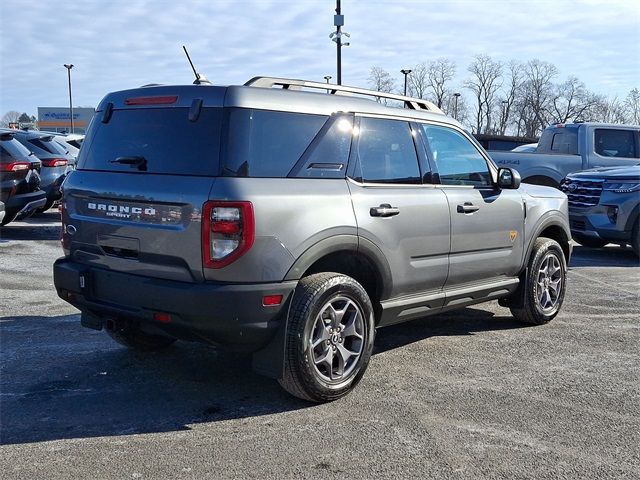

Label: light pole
[63,64,74,133]
[501,100,509,134]
[453,92,461,120]
[329,0,350,85]
[324,75,332,93]
[400,69,412,97]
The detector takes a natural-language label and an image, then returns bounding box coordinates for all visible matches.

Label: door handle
[457,202,480,214]
[370,204,400,217]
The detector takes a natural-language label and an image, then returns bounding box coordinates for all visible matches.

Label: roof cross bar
[244,76,444,114]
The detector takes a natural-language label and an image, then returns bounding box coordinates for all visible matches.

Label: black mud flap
[251,301,291,380]
[498,268,527,309]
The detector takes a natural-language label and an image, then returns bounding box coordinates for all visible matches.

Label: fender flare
[525,211,572,265]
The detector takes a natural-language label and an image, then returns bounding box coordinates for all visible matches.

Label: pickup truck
[489,123,640,187]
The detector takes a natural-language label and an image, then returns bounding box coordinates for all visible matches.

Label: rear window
[550,130,578,154]
[223,109,327,177]
[0,139,32,163]
[28,137,69,155]
[78,108,222,175]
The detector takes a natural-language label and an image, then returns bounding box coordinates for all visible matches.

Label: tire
[632,220,640,257]
[510,237,567,325]
[106,323,176,352]
[0,212,17,226]
[278,272,375,403]
[572,233,607,249]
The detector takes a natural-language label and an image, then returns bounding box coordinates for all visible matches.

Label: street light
[401,69,412,97]
[324,75,332,83]
[453,92,461,120]
[63,64,74,133]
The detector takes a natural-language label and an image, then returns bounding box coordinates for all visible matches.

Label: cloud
[1,0,638,115]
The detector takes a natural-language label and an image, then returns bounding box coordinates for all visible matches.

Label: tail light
[202,201,254,268]
[1,161,30,172]
[41,158,68,167]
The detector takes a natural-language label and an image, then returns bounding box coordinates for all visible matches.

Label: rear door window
[223,109,327,177]
[352,117,421,184]
[0,139,32,162]
[78,107,223,175]
[594,129,638,158]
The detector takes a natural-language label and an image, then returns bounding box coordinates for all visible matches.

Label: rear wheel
[278,273,375,402]
[510,237,567,325]
[106,323,176,352]
[573,234,607,249]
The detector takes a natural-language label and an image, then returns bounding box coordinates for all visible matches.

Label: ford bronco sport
[54,77,572,402]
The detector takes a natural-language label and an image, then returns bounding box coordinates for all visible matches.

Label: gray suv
[53,77,572,402]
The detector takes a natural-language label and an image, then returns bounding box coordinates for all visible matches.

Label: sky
[1,0,638,117]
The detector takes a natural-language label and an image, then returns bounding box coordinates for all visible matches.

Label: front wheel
[278,273,375,402]
[631,220,639,257]
[510,237,567,325]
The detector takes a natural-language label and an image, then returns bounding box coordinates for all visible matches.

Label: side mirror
[498,167,521,189]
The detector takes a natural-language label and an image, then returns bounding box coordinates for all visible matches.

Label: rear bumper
[53,258,296,351]
[5,190,47,220]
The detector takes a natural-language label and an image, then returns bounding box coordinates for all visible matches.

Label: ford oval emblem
[66,224,77,235]
[567,183,577,192]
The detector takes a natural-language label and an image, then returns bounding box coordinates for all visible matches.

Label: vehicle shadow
[1,308,522,445]
[569,245,639,268]
[0,211,61,241]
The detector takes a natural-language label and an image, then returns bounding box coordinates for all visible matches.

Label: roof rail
[244,76,444,114]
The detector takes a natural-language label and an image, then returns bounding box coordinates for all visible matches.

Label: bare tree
[406,62,429,99]
[550,76,599,123]
[519,59,558,136]
[427,58,456,109]
[368,66,396,104]
[464,54,503,134]
[1,110,21,127]
[624,88,640,125]
[588,95,628,124]
[497,60,523,135]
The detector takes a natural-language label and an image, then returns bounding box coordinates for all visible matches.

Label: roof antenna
[183,46,211,85]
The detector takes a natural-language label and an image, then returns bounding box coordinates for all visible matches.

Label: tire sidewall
[528,240,567,321]
[297,277,375,397]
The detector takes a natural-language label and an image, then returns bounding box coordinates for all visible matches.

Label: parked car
[53,76,572,402]
[0,130,46,225]
[560,164,640,255]
[9,129,74,211]
[490,123,640,187]
[511,143,538,153]
[0,200,5,224]
[38,131,84,164]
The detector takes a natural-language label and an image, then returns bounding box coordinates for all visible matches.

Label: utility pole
[330,0,350,85]
[63,64,74,133]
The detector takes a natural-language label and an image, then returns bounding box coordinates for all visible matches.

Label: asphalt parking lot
[1,212,639,479]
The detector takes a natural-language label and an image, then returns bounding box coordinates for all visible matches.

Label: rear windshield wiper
[109,156,147,171]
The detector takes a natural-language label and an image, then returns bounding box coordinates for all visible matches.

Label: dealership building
[37,107,95,134]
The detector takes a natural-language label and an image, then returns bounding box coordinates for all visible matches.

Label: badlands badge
[510,230,518,242]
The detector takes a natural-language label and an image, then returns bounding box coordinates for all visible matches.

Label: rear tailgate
[64,91,224,283]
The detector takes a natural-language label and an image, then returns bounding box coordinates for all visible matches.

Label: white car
[511,143,538,153]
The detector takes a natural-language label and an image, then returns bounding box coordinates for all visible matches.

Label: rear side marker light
[153,312,172,323]
[41,158,68,167]
[125,95,178,106]
[262,295,283,307]
[202,201,255,269]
